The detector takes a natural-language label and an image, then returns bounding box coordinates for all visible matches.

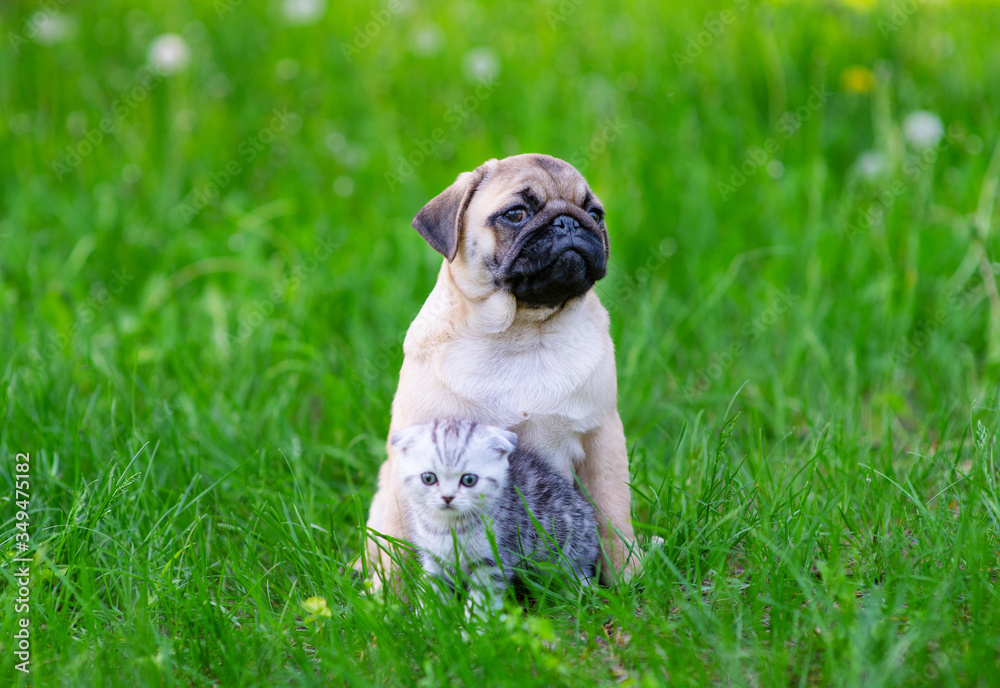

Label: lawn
[2,0,1000,685]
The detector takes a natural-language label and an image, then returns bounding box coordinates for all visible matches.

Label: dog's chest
[436,326,606,476]
[442,323,602,410]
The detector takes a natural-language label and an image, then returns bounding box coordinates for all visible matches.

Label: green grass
[2,0,1000,685]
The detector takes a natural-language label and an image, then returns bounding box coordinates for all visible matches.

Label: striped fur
[392,418,599,611]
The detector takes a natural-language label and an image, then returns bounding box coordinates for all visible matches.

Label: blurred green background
[2,0,1000,686]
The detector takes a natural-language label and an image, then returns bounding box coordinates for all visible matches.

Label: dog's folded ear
[412,165,487,261]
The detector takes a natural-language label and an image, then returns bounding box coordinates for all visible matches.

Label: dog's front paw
[617,554,643,583]
[603,537,643,586]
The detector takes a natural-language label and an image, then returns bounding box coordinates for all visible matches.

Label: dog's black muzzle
[501,202,608,308]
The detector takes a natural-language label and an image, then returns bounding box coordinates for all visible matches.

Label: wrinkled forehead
[477,156,599,211]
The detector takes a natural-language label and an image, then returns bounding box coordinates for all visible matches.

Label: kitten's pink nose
[442,495,454,505]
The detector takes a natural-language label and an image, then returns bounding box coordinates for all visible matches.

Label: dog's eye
[421,472,437,485]
[503,207,528,224]
[460,474,478,487]
[588,208,604,223]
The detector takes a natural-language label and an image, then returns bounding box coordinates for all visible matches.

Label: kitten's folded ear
[485,428,518,458]
[390,425,423,453]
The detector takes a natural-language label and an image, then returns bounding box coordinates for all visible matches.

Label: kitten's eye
[420,472,437,485]
[503,207,529,224]
[588,208,603,223]
[460,474,478,487]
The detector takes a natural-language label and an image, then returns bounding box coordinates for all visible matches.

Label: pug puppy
[364,153,639,587]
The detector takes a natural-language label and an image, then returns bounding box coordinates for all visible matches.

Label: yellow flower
[301,596,333,624]
[841,66,875,93]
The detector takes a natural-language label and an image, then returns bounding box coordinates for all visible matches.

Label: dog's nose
[550,215,581,232]
[442,495,454,505]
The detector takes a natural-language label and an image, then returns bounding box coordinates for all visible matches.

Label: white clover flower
[854,150,887,179]
[325,132,346,153]
[333,175,355,197]
[463,47,501,82]
[903,111,944,149]
[30,11,74,45]
[412,24,444,57]
[282,0,327,25]
[147,34,191,75]
[276,58,300,80]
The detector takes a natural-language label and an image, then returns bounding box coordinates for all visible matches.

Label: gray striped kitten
[391,418,599,611]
